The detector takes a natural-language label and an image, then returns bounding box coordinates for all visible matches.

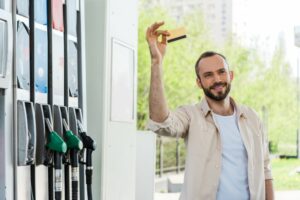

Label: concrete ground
[155,173,300,200]
[155,191,300,200]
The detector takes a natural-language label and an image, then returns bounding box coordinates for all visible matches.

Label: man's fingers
[150,21,165,32]
[152,30,170,44]
[146,27,151,38]
[146,22,169,43]
[153,21,164,30]
[155,30,170,36]
[161,34,167,44]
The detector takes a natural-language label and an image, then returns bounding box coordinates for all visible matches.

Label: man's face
[196,55,233,101]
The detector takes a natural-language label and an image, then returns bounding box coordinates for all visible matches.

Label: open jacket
[147,97,272,200]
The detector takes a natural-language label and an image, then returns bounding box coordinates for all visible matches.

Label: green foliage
[138,6,299,165]
[228,43,298,155]
[272,158,300,190]
[156,138,186,171]
[269,141,279,154]
[138,7,214,129]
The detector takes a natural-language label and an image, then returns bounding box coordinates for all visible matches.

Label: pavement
[155,191,300,200]
[155,173,300,200]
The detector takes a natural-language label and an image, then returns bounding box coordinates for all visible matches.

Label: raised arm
[146,22,170,122]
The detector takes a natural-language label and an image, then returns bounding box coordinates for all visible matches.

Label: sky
[246,0,300,75]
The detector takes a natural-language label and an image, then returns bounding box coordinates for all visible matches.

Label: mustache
[209,82,227,90]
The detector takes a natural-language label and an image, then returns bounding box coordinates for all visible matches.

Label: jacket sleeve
[146,105,190,138]
[259,121,273,180]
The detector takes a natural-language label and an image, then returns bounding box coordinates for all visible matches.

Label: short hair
[194,51,228,79]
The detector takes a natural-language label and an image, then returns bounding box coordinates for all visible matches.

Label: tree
[138,6,298,159]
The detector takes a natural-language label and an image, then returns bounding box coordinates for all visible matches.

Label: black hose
[86,149,93,200]
[71,149,79,200]
[77,126,96,200]
[87,184,93,200]
[65,163,70,200]
[48,166,54,200]
[72,178,78,200]
[54,153,62,200]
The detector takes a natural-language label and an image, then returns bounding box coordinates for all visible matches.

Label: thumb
[161,34,167,44]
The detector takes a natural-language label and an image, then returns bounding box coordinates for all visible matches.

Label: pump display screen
[67,0,77,37]
[68,41,78,97]
[17,0,29,17]
[16,22,30,90]
[0,20,7,78]
[35,29,48,93]
[35,0,47,25]
[52,0,64,31]
[52,34,64,96]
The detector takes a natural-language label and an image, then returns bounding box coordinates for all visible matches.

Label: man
[146,21,274,200]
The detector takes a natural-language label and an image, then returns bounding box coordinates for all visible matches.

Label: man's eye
[204,74,212,78]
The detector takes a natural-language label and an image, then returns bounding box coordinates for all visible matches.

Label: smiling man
[146,22,274,200]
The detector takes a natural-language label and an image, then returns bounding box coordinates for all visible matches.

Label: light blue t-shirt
[212,111,250,200]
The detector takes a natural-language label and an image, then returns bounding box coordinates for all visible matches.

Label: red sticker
[52,0,64,31]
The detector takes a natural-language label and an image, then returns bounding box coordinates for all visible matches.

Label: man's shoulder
[175,103,198,112]
[173,103,201,116]
[237,104,261,120]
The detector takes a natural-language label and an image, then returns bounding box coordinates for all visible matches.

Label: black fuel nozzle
[77,120,96,186]
[77,120,96,152]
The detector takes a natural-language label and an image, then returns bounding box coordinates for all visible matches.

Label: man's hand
[146,21,170,64]
[265,179,274,200]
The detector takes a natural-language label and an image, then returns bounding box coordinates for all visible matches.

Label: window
[35,0,47,25]
[16,22,30,90]
[0,19,7,77]
[34,28,48,93]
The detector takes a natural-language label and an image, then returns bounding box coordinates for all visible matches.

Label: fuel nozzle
[77,120,96,188]
[63,119,83,150]
[45,118,67,153]
[77,120,96,152]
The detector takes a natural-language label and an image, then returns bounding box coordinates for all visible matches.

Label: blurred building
[146,0,250,46]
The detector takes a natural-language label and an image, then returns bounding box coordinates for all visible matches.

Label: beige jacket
[147,97,272,200]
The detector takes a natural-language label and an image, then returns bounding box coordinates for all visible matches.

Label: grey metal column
[0,0,14,199]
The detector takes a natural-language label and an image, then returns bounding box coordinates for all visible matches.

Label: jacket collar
[198,96,246,119]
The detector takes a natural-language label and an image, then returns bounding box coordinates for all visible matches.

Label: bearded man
[146,21,274,200]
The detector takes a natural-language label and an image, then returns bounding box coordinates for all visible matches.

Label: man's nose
[213,73,221,82]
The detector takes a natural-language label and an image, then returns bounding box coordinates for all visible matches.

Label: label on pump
[71,167,79,181]
[55,169,63,191]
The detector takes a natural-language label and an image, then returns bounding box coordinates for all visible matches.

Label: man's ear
[229,71,234,81]
[196,78,202,89]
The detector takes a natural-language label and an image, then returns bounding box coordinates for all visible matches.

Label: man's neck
[206,96,234,116]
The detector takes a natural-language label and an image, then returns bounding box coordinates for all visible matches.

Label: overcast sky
[247,0,300,74]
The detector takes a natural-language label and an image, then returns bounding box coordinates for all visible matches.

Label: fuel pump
[77,120,96,200]
[62,119,83,200]
[45,118,67,200]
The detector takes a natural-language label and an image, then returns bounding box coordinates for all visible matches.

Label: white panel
[110,39,135,122]
[136,131,156,200]
[110,0,138,47]
[16,167,31,199]
[35,166,49,199]
[85,0,138,199]
[106,123,136,200]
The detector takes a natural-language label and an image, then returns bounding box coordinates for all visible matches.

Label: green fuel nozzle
[45,118,67,153]
[63,119,83,150]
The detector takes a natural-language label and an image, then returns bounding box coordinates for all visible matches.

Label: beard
[202,81,231,101]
